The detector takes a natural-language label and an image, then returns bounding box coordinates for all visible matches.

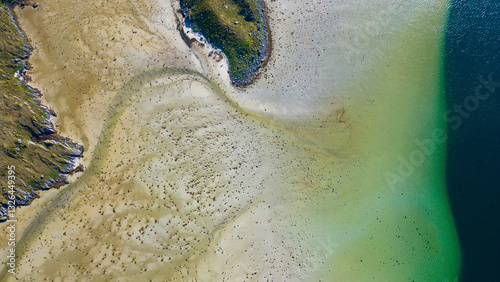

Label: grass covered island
[0,3,83,221]
[180,0,269,86]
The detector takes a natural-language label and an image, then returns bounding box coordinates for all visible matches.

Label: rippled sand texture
[12,69,330,280]
[3,0,460,280]
[12,0,202,158]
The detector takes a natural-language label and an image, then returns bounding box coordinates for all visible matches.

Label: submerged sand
[1,0,460,280]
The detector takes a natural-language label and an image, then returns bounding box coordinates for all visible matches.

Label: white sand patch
[188,1,436,152]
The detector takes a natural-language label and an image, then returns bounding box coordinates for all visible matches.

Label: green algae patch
[0,5,83,220]
[180,0,268,86]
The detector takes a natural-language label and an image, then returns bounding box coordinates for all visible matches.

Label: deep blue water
[445,0,500,281]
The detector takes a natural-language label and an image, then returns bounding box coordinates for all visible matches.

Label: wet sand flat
[1,0,461,280]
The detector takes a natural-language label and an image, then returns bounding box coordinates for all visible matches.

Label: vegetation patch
[180,0,269,86]
[0,4,83,221]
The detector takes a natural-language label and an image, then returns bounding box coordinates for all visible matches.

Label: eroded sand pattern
[0,0,460,280]
[13,69,324,280]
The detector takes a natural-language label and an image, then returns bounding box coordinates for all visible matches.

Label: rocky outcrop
[0,3,84,221]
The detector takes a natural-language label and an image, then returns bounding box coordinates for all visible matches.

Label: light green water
[307,2,461,280]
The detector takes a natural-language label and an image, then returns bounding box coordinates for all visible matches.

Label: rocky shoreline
[0,2,84,222]
[178,0,271,87]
